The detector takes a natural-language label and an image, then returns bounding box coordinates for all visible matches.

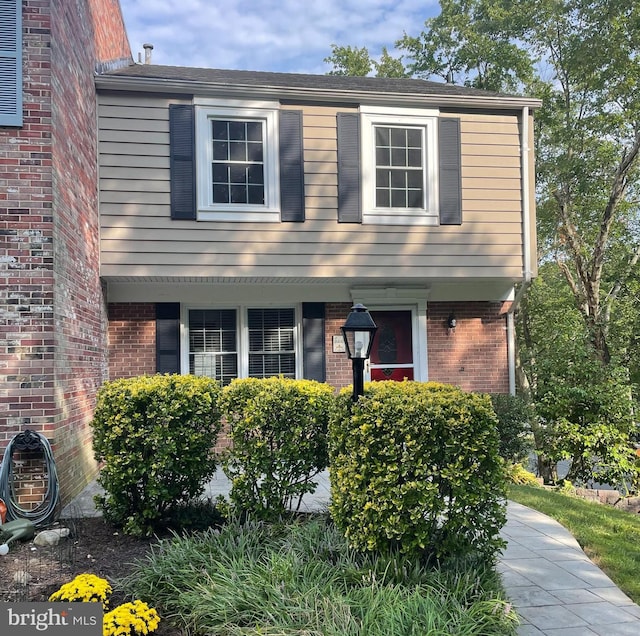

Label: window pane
[376,168,390,188]
[407,188,423,208]
[407,170,423,188]
[390,170,406,188]
[247,308,295,379]
[246,121,262,141]
[189,309,237,385]
[391,147,406,167]
[391,189,406,207]
[376,188,390,207]
[228,120,245,140]
[213,141,228,161]
[248,185,264,204]
[375,127,390,146]
[407,149,422,167]
[229,141,246,162]
[228,164,245,184]
[212,164,228,183]
[212,184,229,203]
[212,121,228,140]
[247,141,263,162]
[407,128,422,147]
[376,146,390,166]
[391,128,406,146]
[230,184,247,203]
[247,164,264,184]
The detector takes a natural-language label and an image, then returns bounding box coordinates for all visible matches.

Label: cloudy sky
[119,0,439,74]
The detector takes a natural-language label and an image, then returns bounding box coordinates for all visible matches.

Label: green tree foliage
[324,44,408,78]
[525,0,640,365]
[489,393,535,463]
[325,44,373,76]
[220,377,335,520]
[519,267,640,489]
[329,382,506,562]
[91,375,222,536]
[396,0,533,91]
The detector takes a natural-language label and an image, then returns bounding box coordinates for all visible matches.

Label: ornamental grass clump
[49,573,112,609]
[103,600,160,636]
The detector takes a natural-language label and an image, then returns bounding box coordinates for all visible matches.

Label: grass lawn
[120,515,518,636]
[509,484,640,604]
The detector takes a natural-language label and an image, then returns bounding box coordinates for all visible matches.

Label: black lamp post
[341,303,378,401]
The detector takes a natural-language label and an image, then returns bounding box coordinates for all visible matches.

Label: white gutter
[507,106,534,395]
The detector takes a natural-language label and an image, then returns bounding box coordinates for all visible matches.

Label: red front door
[369,310,414,381]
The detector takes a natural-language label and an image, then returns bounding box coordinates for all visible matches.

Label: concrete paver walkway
[63,473,640,635]
[501,501,640,635]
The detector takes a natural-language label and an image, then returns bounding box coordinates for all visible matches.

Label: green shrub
[91,374,222,536]
[490,393,534,462]
[220,377,335,520]
[329,381,507,562]
[505,462,541,486]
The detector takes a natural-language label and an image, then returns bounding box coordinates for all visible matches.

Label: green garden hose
[0,430,60,526]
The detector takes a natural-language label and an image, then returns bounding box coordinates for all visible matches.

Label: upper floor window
[361,106,439,225]
[195,99,280,222]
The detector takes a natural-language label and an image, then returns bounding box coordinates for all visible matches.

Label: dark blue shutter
[156,303,181,374]
[169,104,196,220]
[0,0,22,127]
[439,118,462,225]
[302,303,325,382]
[279,109,305,222]
[337,113,362,223]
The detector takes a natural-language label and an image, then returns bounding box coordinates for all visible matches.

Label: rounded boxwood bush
[220,376,335,520]
[329,381,507,562]
[91,374,222,536]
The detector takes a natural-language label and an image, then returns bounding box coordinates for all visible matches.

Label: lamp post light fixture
[341,303,378,401]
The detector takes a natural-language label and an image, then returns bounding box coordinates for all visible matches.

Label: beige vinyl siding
[99,95,527,280]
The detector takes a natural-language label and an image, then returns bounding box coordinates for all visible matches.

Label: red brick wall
[325,302,354,390]
[427,301,511,393]
[108,303,156,379]
[0,0,131,506]
[1,2,57,467]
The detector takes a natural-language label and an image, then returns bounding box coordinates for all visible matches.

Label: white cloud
[120,0,438,73]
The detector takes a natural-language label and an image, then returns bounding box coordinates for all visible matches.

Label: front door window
[369,310,414,381]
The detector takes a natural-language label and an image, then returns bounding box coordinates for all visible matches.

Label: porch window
[187,306,297,384]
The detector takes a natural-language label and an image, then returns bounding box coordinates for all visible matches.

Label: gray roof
[98,64,542,108]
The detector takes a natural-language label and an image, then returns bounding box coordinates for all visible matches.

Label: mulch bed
[0,516,183,635]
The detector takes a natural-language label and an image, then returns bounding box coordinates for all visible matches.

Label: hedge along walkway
[63,472,640,635]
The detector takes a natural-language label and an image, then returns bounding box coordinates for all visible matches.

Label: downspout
[507,106,534,395]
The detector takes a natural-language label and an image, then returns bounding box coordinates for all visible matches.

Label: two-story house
[97,65,539,396]
[2,0,538,505]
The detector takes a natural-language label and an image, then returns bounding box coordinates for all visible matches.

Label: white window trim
[194,98,280,222]
[181,303,303,380]
[360,105,440,226]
